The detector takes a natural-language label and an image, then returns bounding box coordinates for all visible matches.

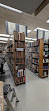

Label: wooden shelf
[16,76,25,78]
[43,62,49,64]
[16,63,25,65]
[16,82,25,85]
[15,39,25,42]
[43,69,48,71]
[42,75,48,78]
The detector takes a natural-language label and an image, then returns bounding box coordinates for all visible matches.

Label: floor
[4,63,49,111]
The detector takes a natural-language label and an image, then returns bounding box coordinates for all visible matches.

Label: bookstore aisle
[4,62,49,111]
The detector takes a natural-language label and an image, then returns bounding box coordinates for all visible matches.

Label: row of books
[32,53,39,58]
[25,41,39,74]
[16,42,25,48]
[16,69,25,77]
[16,51,25,58]
[43,59,49,63]
[16,58,25,63]
[16,76,25,84]
[43,65,48,69]
[26,40,40,47]
[16,64,25,70]
[32,59,39,64]
[14,31,25,41]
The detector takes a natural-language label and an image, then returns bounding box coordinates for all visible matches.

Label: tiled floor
[4,63,49,111]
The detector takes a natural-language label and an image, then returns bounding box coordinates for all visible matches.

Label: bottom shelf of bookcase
[16,82,25,86]
[39,75,48,78]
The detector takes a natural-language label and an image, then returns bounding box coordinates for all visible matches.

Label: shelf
[16,82,25,85]
[43,69,48,71]
[42,75,48,78]
[32,52,39,54]
[43,62,49,64]
[32,57,39,59]
[16,57,25,58]
[7,52,13,54]
[32,63,39,66]
[16,63,25,65]
[15,39,25,42]
[16,76,25,78]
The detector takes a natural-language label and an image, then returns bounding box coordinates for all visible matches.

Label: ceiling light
[46,20,49,23]
[28,41,34,42]
[34,27,49,31]
[25,37,32,40]
[0,3,22,14]
[0,37,8,41]
[0,41,7,43]
[0,34,10,37]
[27,30,32,33]
[32,38,37,41]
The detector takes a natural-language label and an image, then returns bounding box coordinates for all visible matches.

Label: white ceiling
[0,3,49,38]
[0,0,44,14]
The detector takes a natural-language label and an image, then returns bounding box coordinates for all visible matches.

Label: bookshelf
[0,82,4,111]
[26,38,49,78]
[6,31,25,86]
[39,38,49,78]
[14,31,25,85]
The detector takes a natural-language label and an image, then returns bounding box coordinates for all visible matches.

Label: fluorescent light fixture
[0,37,8,41]
[0,41,7,43]
[25,37,32,40]
[34,27,49,31]
[28,41,34,42]
[0,34,10,37]
[0,3,22,13]
[32,38,37,41]
[46,20,49,23]
[27,30,32,33]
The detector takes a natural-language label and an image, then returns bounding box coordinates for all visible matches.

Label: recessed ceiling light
[0,3,22,14]
[27,30,32,33]
[46,20,49,23]
[34,27,49,31]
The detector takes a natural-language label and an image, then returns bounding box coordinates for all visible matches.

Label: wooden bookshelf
[13,31,25,85]
[6,31,25,86]
[26,38,49,78]
[0,82,4,111]
[39,38,49,78]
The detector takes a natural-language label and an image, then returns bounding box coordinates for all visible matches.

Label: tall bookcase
[6,31,26,86]
[39,38,49,78]
[26,38,49,78]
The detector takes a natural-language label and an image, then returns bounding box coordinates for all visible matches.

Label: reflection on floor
[4,63,49,111]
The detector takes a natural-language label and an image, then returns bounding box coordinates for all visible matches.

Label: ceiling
[0,0,44,14]
[0,2,49,39]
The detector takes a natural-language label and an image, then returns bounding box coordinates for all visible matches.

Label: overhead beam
[34,0,49,16]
